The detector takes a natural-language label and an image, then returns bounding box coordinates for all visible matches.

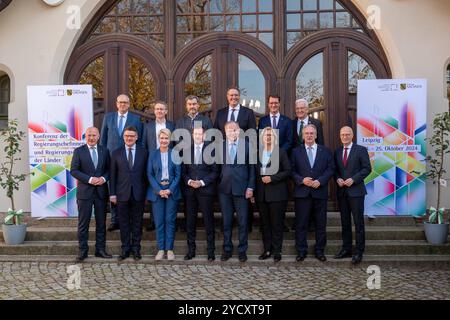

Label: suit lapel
[345,145,356,167]
[313,145,322,169]
[83,145,96,171]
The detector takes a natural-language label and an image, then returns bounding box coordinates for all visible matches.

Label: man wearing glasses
[100,94,143,231]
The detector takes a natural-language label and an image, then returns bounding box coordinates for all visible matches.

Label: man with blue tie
[291,124,334,262]
[70,127,112,262]
[110,126,148,261]
[100,94,143,231]
[333,126,371,265]
[218,121,256,263]
[258,94,293,152]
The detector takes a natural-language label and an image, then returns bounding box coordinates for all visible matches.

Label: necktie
[229,143,236,162]
[91,147,98,169]
[272,116,277,129]
[307,146,314,168]
[195,146,201,165]
[343,147,349,167]
[298,120,304,143]
[118,115,124,136]
[128,147,133,168]
[230,109,236,122]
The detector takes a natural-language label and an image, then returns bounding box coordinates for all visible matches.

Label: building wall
[0,0,449,212]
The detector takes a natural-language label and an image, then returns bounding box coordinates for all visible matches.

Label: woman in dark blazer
[256,127,291,262]
[147,128,181,260]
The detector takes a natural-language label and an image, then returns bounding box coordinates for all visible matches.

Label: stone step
[0,240,449,256]
[25,212,420,227]
[0,226,428,241]
[0,254,448,268]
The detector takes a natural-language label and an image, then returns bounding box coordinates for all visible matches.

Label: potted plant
[422,112,450,244]
[0,119,31,245]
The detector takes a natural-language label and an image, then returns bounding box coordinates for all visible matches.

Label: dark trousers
[219,193,248,254]
[117,194,145,253]
[258,201,286,255]
[186,192,215,255]
[108,181,118,225]
[77,194,107,253]
[338,196,365,254]
[294,197,327,255]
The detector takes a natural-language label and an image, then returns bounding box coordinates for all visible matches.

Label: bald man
[100,94,143,231]
[71,127,112,262]
[333,126,371,265]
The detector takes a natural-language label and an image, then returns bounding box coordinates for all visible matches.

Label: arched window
[0,74,10,129]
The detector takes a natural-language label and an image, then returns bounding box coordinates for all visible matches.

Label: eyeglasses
[117,101,129,104]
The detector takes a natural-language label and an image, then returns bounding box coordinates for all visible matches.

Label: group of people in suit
[70,88,371,265]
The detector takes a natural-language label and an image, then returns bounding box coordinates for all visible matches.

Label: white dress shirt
[227,105,241,122]
[155,119,166,149]
[342,142,353,159]
[188,143,206,187]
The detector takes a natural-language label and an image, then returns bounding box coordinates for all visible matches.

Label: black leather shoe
[184,252,196,260]
[220,251,232,261]
[207,254,215,262]
[107,223,120,232]
[133,251,142,261]
[118,251,130,261]
[333,249,353,259]
[351,254,363,265]
[95,250,112,259]
[296,253,307,262]
[273,254,282,262]
[258,252,271,260]
[238,253,248,262]
[75,251,88,263]
[315,254,327,262]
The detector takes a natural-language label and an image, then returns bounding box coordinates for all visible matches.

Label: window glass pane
[239,55,266,115]
[128,56,156,112]
[185,55,213,112]
[336,11,350,27]
[210,0,223,13]
[117,0,132,14]
[287,32,302,49]
[336,1,344,10]
[348,51,376,94]
[149,0,163,14]
[0,75,10,125]
[303,12,318,29]
[118,17,132,32]
[79,57,104,100]
[133,16,148,32]
[242,0,257,12]
[303,0,318,11]
[287,13,301,30]
[258,0,273,12]
[258,14,272,30]
[210,15,225,31]
[133,0,149,14]
[225,15,240,31]
[287,0,301,11]
[319,12,333,28]
[296,52,324,108]
[177,16,190,32]
[226,0,240,13]
[193,15,208,31]
[96,17,116,33]
[242,15,257,31]
[319,0,333,10]
[259,32,273,48]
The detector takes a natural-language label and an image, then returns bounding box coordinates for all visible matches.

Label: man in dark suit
[100,94,143,231]
[292,98,324,147]
[258,94,293,152]
[291,124,334,262]
[176,95,213,132]
[142,101,175,231]
[182,127,219,261]
[333,126,371,264]
[70,127,112,262]
[110,126,149,261]
[218,121,256,263]
[214,87,257,232]
[214,87,256,134]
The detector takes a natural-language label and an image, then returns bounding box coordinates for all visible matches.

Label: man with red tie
[333,126,371,265]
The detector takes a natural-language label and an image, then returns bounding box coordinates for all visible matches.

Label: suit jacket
[258,114,293,152]
[176,114,213,131]
[214,105,256,133]
[334,144,371,197]
[182,144,219,197]
[100,111,143,154]
[290,144,335,199]
[110,146,148,202]
[217,139,256,196]
[292,117,325,146]
[147,148,182,201]
[70,144,110,200]
[142,119,175,159]
[255,148,291,202]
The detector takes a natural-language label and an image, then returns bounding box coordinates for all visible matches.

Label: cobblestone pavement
[0,262,449,300]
